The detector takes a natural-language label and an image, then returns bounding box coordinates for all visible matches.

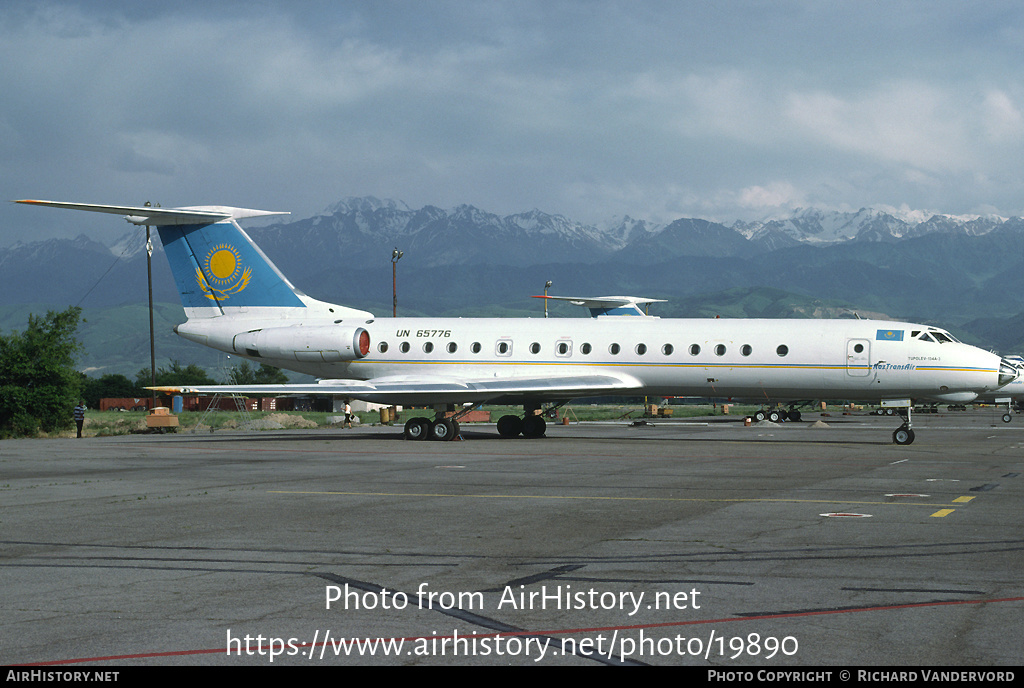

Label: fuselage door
[846,339,871,377]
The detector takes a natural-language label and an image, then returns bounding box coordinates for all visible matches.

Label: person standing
[73,400,86,438]
[344,400,353,429]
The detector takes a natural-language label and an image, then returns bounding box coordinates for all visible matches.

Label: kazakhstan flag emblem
[876,329,904,341]
[197,244,251,300]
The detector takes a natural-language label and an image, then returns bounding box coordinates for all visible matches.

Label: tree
[136,360,217,388]
[0,307,83,438]
[81,373,145,408]
[226,361,289,385]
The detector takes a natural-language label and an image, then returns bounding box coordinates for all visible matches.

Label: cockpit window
[918,333,936,343]
[930,331,954,344]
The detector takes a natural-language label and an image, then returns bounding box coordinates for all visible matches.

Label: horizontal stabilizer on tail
[14,200,288,226]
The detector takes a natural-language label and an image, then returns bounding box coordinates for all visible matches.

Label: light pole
[145,202,157,409]
[392,248,403,317]
[543,280,552,318]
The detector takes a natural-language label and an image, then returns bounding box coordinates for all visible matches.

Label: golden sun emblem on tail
[197,244,251,300]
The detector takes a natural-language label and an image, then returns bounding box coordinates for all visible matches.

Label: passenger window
[496,340,512,356]
[378,342,389,353]
[556,341,571,356]
[662,344,674,355]
[423,342,434,353]
[581,343,592,354]
[636,344,647,355]
[530,342,541,354]
[400,342,410,354]
[447,342,458,354]
[715,344,726,356]
[471,342,481,353]
[741,344,752,356]
[609,343,620,355]
[776,345,788,357]
[689,344,701,356]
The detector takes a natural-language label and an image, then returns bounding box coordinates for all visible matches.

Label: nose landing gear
[891,405,915,445]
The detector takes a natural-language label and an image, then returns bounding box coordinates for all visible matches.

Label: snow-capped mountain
[733,207,1012,245]
[249,198,629,269]
[85,199,1021,269]
[6,197,1024,316]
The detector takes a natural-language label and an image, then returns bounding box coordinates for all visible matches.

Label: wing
[149,372,643,406]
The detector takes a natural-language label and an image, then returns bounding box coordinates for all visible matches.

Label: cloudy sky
[4,0,1024,246]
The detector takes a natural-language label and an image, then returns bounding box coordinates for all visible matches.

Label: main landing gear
[497,402,560,439]
[497,413,546,439]
[752,406,802,423]
[403,415,460,441]
[403,409,464,442]
[403,403,554,440]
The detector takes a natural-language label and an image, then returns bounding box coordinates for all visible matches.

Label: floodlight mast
[392,248,403,317]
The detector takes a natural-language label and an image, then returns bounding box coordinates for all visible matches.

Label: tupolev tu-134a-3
[16,199,1019,445]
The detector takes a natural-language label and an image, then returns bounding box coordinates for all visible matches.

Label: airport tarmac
[1,409,1022,666]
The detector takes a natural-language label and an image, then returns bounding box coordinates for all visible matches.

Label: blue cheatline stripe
[158,222,305,310]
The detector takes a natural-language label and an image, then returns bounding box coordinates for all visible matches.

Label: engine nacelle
[232,326,370,363]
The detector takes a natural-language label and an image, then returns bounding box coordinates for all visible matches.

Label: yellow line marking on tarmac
[269,490,965,508]
[952,496,975,503]
[930,509,956,518]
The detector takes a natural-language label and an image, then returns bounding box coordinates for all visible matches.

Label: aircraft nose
[998,358,1021,387]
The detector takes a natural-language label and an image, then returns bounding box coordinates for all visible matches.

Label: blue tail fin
[158,220,307,314]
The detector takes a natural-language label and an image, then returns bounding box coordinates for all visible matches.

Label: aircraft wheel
[404,417,430,440]
[754,410,767,422]
[767,409,783,423]
[1003,413,1013,423]
[892,428,915,445]
[522,415,547,438]
[788,410,802,422]
[430,418,457,441]
[497,414,523,438]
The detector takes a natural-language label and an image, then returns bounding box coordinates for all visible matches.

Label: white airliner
[16,200,1019,445]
